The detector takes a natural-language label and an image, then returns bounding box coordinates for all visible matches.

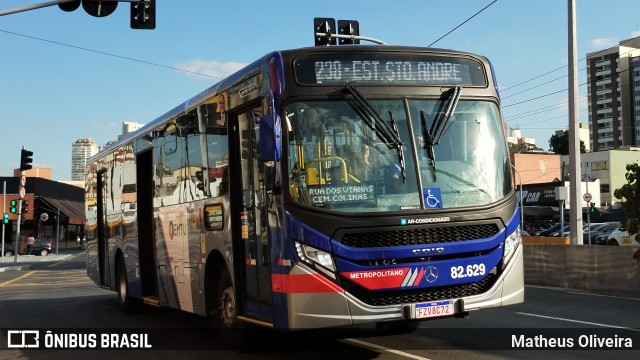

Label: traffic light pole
[13,185,23,264]
[1,181,5,261]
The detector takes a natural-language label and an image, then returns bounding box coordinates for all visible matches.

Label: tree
[548,130,586,155]
[613,162,640,236]
[508,142,543,153]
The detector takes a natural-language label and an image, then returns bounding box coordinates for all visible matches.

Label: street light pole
[568,0,584,244]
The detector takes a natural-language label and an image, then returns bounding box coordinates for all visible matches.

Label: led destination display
[295,54,487,86]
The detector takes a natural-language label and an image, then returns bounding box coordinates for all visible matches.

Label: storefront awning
[41,197,85,225]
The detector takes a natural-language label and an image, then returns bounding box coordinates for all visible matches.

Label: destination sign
[295,54,486,86]
[308,183,376,206]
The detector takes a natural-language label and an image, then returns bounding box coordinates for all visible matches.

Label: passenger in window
[351,143,377,182]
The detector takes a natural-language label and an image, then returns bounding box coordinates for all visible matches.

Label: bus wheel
[215,267,247,351]
[375,320,420,334]
[117,257,141,314]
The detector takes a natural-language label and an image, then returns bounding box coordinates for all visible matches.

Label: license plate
[414,300,454,319]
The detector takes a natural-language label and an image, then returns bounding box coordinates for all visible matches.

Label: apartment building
[587,36,640,151]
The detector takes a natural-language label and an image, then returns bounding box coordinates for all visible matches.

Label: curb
[0,265,31,272]
[0,253,77,272]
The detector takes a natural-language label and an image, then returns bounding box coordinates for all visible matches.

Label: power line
[428,0,498,47]
[0,28,222,79]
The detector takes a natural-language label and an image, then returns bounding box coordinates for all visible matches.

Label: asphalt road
[1,251,639,360]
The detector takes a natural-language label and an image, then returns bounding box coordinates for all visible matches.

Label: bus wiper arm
[421,110,437,181]
[344,85,402,151]
[431,86,461,145]
[388,110,406,182]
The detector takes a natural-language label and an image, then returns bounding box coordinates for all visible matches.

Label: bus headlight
[502,226,522,268]
[295,242,335,272]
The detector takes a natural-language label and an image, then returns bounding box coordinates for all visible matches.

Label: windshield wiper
[344,85,405,182]
[422,86,461,181]
[421,110,437,181]
[388,110,406,182]
[431,86,461,144]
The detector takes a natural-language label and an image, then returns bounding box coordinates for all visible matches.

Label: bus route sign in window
[308,183,377,206]
[294,54,487,86]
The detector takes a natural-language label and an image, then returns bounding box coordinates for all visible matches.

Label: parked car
[534,223,562,236]
[583,222,619,245]
[2,238,55,256]
[596,227,640,246]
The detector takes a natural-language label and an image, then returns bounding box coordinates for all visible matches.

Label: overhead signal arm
[1,0,156,30]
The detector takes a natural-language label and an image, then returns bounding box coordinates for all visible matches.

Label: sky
[1,0,640,181]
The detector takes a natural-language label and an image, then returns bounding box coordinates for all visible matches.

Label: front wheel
[4,250,14,257]
[40,249,49,256]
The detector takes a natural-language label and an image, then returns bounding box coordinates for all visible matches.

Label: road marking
[342,338,432,360]
[563,290,640,301]
[0,271,37,287]
[516,312,640,331]
[527,285,640,301]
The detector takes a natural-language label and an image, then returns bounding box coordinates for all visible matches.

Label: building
[561,147,640,208]
[119,121,144,140]
[1,176,84,250]
[586,36,640,151]
[71,138,99,181]
[507,128,537,148]
[510,152,562,185]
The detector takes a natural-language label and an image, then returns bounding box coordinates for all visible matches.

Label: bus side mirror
[260,114,281,161]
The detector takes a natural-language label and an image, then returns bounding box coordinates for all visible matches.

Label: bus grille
[342,274,498,306]
[339,224,500,248]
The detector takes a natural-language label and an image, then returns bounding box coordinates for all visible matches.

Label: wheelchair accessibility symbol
[423,188,443,208]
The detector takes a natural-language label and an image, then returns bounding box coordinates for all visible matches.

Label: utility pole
[568,0,584,244]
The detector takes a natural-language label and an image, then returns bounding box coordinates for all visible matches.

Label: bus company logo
[400,217,451,225]
[424,266,438,283]
[168,221,187,240]
[411,247,445,256]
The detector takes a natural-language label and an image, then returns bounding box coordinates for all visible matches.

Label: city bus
[85,20,524,340]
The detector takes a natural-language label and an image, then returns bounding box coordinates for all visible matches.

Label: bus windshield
[284,98,511,213]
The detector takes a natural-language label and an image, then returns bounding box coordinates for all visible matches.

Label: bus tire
[214,266,248,351]
[117,256,142,314]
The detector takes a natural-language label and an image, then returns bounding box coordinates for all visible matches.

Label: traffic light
[10,200,17,214]
[131,0,156,29]
[22,201,29,214]
[314,17,336,46]
[20,148,33,171]
[58,0,81,12]
[590,202,596,213]
[2,213,8,224]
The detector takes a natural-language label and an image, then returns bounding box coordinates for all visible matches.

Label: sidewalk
[0,248,84,272]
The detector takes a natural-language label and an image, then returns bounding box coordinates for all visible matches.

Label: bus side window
[207,132,229,197]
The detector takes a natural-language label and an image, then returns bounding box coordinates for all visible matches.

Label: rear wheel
[212,266,248,351]
[5,250,13,257]
[607,239,619,246]
[117,256,142,314]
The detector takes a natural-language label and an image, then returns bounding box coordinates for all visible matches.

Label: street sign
[583,192,592,202]
[19,186,25,199]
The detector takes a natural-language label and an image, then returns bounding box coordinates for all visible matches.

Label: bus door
[96,170,109,287]
[135,149,157,298]
[233,105,274,322]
